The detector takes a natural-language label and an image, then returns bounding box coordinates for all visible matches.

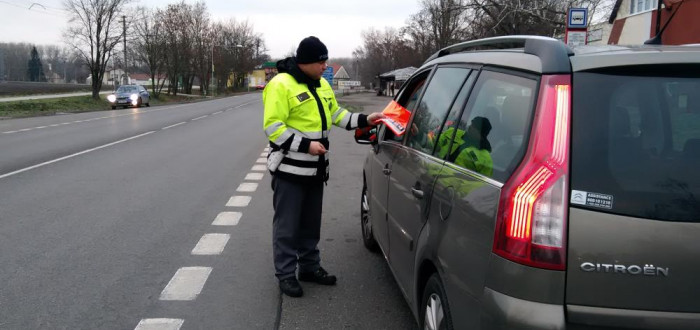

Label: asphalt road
[0,92,415,329]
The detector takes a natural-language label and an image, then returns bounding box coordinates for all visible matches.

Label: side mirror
[354,127,377,145]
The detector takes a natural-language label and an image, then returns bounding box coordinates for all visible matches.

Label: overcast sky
[0,0,421,58]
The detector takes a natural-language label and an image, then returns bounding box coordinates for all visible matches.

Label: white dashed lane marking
[134,318,184,330]
[0,102,216,134]
[256,158,266,163]
[226,196,251,207]
[191,115,208,121]
[245,173,264,181]
[191,234,230,255]
[162,122,186,130]
[137,143,268,326]
[237,183,258,192]
[212,212,242,226]
[159,267,212,301]
[251,165,267,171]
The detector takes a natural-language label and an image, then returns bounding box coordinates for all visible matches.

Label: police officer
[453,116,493,177]
[263,36,384,297]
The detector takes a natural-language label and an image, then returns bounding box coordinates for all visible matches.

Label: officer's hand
[367,112,386,126]
[309,141,327,155]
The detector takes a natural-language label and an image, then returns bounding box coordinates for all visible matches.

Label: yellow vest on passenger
[263,73,360,182]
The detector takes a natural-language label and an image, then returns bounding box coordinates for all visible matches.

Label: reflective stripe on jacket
[263,70,363,182]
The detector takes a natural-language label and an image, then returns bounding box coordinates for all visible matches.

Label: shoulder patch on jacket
[296,92,310,102]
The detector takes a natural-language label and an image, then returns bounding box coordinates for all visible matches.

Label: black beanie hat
[296,36,328,64]
[471,116,492,137]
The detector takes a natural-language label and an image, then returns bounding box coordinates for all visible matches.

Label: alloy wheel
[361,189,372,240]
[423,293,444,330]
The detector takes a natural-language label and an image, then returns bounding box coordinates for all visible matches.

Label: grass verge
[0,94,204,119]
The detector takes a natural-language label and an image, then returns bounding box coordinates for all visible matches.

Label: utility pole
[122,15,127,85]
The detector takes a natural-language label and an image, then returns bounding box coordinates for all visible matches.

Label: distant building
[608,0,700,45]
[586,22,614,46]
[248,69,266,87]
[329,64,350,88]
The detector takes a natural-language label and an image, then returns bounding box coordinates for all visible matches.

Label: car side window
[405,67,472,155]
[382,71,430,143]
[457,70,536,181]
[432,71,476,160]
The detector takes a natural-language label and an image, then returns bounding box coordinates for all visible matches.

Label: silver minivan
[356,36,700,329]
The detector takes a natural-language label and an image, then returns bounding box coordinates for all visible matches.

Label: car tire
[137,98,142,107]
[361,181,379,252]
[146,102,150,107]
[111,106,116,110]
[421,274,454,330]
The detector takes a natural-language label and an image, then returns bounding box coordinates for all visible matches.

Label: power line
[14,0,67,12]
[0,0,66,17]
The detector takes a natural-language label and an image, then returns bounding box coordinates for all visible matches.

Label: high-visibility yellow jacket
[263,58,368,183]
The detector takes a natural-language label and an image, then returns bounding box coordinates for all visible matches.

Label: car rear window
[571,66,700,222]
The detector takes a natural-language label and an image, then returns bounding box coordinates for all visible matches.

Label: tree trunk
[91,68,101,99]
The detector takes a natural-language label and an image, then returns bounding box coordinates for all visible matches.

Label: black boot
[279,277,303,297]
[298,267,337,285]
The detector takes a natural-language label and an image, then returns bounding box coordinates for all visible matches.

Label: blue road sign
[568,8,588,28]
[322,67,334,85]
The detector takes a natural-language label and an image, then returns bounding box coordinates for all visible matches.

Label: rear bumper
[568,305,700,330]
[481,287,700,329]
[481,287,565,330]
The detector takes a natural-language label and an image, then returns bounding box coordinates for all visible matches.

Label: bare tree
[353,27,420,88]
[464,0,615,39]
[188,2,210,95]
[64,0,130,99]
[157,2,187,95]
[210,19,264,92]
[133,7,166,96]
[0,43,33,81]
[410,0,470,51]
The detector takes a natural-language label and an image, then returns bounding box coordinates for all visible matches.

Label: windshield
[116,86,138,93]
[571,66,700,222]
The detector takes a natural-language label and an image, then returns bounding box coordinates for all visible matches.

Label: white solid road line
[0,131,155,180]
[0,102,214,134]
[256,158,266,163]
[191,115,208,121]
[191,234,230,255]
[226,196,252,207]
[236,182,258,192]
[212,212,242,226]
[245,173,264,181]
[160,267,212,301]
[251,165,267,171]
[162,122,187,130]
[134,318,184,330]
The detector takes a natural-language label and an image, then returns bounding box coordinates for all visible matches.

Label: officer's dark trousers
[271,175,324,280]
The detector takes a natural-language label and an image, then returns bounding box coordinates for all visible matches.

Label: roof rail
[424,35,573,74]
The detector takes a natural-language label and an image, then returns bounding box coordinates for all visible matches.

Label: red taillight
[493,75,571,271]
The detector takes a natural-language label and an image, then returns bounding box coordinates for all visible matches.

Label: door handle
[411,187,424,199]
[382,165,391,175]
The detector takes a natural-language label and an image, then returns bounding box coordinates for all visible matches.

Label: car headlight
[129,94,139,101]
[107,95,116,103]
